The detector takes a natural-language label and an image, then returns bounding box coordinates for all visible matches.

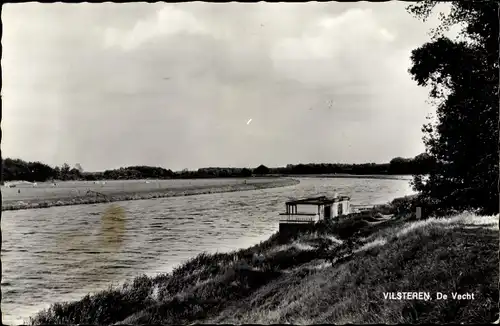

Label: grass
[2,178,299,211]
[28,204,499,325]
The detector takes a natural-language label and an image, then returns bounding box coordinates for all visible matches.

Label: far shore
[1,178,300,212]
[285,174,413,180]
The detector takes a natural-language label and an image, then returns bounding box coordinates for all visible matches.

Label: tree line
[1,153,435,183]
[1,159,177,182]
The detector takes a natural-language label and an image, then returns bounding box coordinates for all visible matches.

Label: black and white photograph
[1,1,498,324]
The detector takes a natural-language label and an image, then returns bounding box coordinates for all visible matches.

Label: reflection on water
[99,204,126,251]
[1,178,414,324]
[55,204,126,253]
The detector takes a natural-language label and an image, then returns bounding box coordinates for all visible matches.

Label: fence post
[416,207,422,220]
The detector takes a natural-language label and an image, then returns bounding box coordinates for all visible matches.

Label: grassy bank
[2,178,299,211]
[288,174,413,181]
[28,198,498,324]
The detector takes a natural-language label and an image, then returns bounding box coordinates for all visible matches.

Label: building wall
[332,200,350,218]
[289,200,350,219]
[342,200,350,215]
[332,202,339,217]
[295,204,322,216]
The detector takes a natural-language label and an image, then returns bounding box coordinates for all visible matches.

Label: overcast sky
[2,2,455,171]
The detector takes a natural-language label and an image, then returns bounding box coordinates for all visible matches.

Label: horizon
[3,156,417,173]
[3,2,458,172]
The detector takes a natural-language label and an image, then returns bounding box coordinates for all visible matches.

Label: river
[2,177,414,324]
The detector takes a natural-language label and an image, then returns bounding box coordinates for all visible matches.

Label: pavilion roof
[285,195,350,206]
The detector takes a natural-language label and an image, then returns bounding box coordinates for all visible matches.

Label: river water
[2,177,414,324]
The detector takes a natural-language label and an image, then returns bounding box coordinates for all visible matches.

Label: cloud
[104,5,210,51]
[271,8,398,85]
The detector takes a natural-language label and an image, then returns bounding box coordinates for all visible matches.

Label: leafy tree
[60,163,71,181]
[407,1,499,214]
[53,166,61,180]
[68,168,82,180]
[29,161,55,181]
[240,168,253,177]
[412,153,436,175]
[389,157,411,175]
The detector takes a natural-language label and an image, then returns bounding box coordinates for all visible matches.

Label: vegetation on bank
[28,196,498,324]
[2,154,434,184]
[2,179,300,211]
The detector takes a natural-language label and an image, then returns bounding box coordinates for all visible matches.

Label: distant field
[1,178,299,211]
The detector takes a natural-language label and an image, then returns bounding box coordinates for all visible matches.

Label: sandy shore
[2,178,300,211]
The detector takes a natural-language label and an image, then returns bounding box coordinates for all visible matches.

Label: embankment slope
[29,209,499,324]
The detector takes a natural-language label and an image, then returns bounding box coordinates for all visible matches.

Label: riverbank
[286,174,412,180]
[2,178,300,211]
[28,197,498,324]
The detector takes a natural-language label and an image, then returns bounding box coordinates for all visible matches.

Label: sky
[2,2,456,172]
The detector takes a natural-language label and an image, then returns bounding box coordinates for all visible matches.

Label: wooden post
[0,95,3,326]
[416,207,422,220]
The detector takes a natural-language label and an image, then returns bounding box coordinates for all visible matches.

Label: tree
[53,166,61,180]
[68,168,82,180]
[254,164,270,175]
[412,153,436,175]
[389,157,412,175]
[407,1,499,214]
[60,163,71,181]
[240,168,253,177]
[29,161,55,181]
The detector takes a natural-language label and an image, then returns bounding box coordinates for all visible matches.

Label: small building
[280,195,351,222]
[278,194,351,241]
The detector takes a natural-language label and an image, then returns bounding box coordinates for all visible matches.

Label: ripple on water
[1,177,414,324]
